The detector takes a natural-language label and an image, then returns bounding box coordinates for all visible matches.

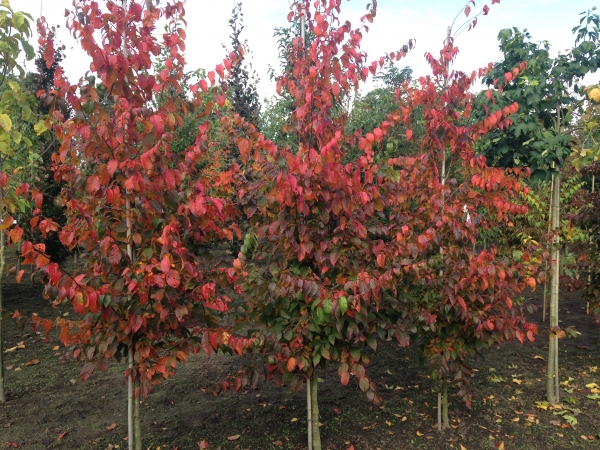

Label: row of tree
[0,1,599,449]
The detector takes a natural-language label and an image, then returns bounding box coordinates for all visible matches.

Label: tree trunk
[437,392,442,431]
[588,175,595,314]
[543,174,555,322]
[0,184,5,403]
[547,173,560,403]
[310,371,321,450]
[442,380,449,429]
[128,346,134,450]
[307,375,312,450]
[16,238,21,273]
[134,378,142,450]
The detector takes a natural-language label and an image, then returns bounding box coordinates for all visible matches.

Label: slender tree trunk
[128,346,134,450]
[133,378,142,450]
[310,371,321,450]
[16,238,21,273]
[307,375,312,450]
[437,392,442,431]
[0,184,5,403]
[587,175,595,314]
[543,174,555,322]
[547,173,560,403]
[442,380,449,429]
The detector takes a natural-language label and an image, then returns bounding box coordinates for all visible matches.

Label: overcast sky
[17,0,600,100]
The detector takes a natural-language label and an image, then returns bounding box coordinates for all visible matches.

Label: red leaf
[166,269,181,288]
[86,175,100,194]
[130,315,143,333]
[150,115,164,136]
[406,129,413,140]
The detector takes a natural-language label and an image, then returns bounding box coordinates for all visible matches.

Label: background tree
[0,0,35,403]
[476,8,600,403]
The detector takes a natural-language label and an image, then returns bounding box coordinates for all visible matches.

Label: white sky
[16,0,600,100]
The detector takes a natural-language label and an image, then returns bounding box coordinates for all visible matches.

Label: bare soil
[1,275,599,450]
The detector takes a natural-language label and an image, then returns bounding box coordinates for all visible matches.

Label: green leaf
[13,11,25,29]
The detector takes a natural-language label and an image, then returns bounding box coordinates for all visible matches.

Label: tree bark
[0,183,5,403]
[310,371,321,450]
[307,375,312,450]
[437,392,442,431]
[442,380,449,429]
[133,377,142,450]
[547,173,560,403]
[128,346,134,450]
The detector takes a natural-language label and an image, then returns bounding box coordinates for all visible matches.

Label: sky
[17,0,600,100]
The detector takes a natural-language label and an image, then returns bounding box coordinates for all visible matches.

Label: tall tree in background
[224,3,261,133]
[476,8,600,403]
[0,0,35,403]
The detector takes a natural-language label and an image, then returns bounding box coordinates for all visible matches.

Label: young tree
[384,25,539,428]
[31,1,248,447]
[234,1,416,448]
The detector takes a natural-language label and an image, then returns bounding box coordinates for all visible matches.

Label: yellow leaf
[460,445,468,450]
[227,435,240,441]
[534,355,544,360]
[385,421,392,427]
[588,87,600,102]
[585,382,599,389]
[512,378,523,385]
[511,417,520,422]
[52,345,60,351]
[416,431,424,436]
[290,418,298,423]
[0,113,12,132]
[24,359,40,366]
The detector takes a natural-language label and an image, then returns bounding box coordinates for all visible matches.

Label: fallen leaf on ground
[362,423,376,430]
[2,443,18,448]
[290,418,298,423]
[197,440,209,449]
[272,440,283,447]
[460,445,468,450]
[416,431,424,436]
[333,408,341,414]
[106,423,118,431]
[24,359,39,366]
[550,420,562,426]
[52,345,60,351]
[512,378,522,385]
[511,417,520,422]
[385,421,392,426]
[227,435,240,441]
[58,432,67,439]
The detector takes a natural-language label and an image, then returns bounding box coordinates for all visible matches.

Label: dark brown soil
[1,274,599,450]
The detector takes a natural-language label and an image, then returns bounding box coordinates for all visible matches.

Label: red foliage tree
[386,35,540,428]
[233,1,416,447]
[27,1,253,447]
